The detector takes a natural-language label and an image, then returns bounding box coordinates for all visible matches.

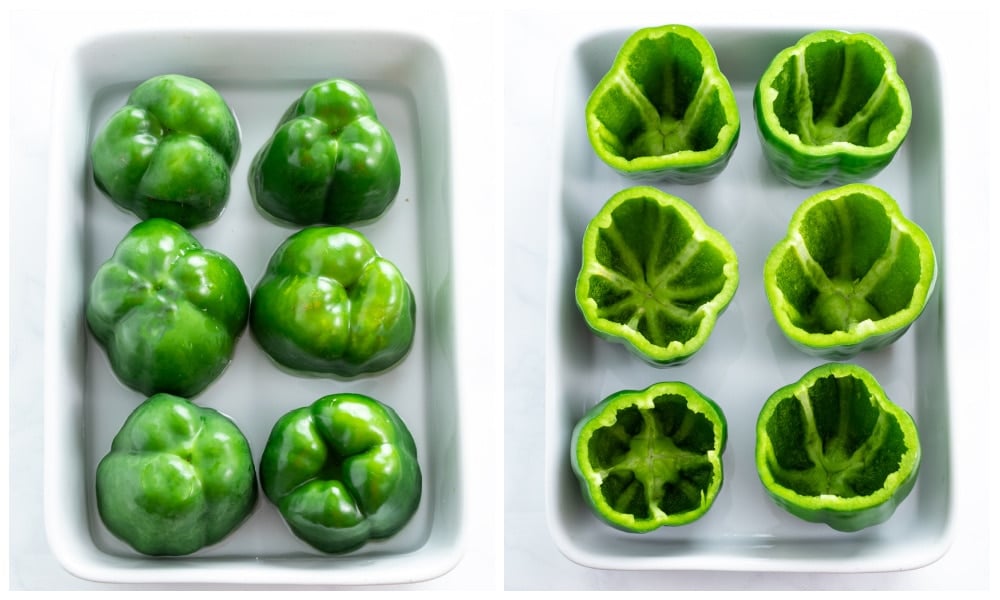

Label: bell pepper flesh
[96,394,258,556]
[764,183,936,358]
[90,74,241,227]
[586,24,740,183]
[754,30,912,187]
[576,186,739,365]
[249,78,401,226]
[250,226,415,378]
[571,382,727,532]
[259,393,422,553]
[86,218,250,397]
[755,363,920,532]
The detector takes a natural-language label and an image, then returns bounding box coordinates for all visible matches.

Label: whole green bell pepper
[90,74,241,227]
[250,226,415,378]
[249,78,401,226]
[96,393,258,556]
[576,186,739,365]
[586,24,740,183]
[755,363,920,532]
[763,183,936,359]
[260,393,422,553]
[571,382,727,532]
[86,218,250,397]
[754,30,912,187]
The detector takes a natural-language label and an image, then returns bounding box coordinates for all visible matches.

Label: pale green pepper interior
[585,197,729,347]
[774,193,923,334]
[769,38,905,147]
[764,374,908,498]
[588,394,717,518]
[591,32,731,160]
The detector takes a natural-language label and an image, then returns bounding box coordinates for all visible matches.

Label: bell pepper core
[753,30,912,187]
[576,186,739,365]
[571,382,727,532]
[763,183,936,358]
[755,363,920,532]
[259,393,422,553]
[86,218,250,397]
[249,78,401,226]
[96,394,259,556]
[585,24,740,183]
[90,74,241,227]
[250,226,416,378]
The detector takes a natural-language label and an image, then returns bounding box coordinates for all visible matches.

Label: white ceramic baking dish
[43,28,463,585]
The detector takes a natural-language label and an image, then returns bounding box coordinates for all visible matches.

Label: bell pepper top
[755,363,920,532]
[764,183,936,358]
[586,24,740,183]
[753,30,912,186]
[571,382,727,532]
[576,186,739,366]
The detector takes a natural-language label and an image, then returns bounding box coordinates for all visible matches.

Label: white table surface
[4,0,997,592]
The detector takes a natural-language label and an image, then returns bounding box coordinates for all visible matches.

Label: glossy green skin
[250,78,401,226]
[754,31,912,187]
[571,382,727,532]
[91,74,240,227]
[586,25,740,183]
[763,184,936,359]
[260,394,422,553]
[250,227,415,378]
[576,186,739,365]
[755,363,920,532]
[86,218,250,397]
[96,394,258,556]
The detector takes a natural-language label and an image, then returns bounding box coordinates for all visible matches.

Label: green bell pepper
[763,183,936,359]
[586,24,740,183]
[249,78,401,226]
[86,218,250,397]
[260,393,422,553]
[576,186,739,365]
[571,382,727,532]
[754,30,912,187]
[90,74,241,227]
[250,226,415,377]
[96,393,258,556]
[755,363,920,532]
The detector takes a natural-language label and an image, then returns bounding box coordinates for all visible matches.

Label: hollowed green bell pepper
[764,183,936,358]
[86,218,250,397]
[571,382,727,532]
[260,393,422,553]
[586,24,740,183]
[96,393,258,556]
[576,186,739,365]
[250,226,415,378]
[755,363,920,532]
[90,74,241,227]
[249,78,401,226]
[754,30,912,187]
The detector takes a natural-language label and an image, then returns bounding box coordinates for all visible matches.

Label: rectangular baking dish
[545,27,952,572]
[43,28,463,585]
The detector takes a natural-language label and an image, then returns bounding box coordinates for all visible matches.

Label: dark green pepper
[90,74,241,227]
[86,218,250,397]
[586,24,740,183]
[763,183,936,358]
[250,226,415,378]
[576,186,739,365]
[571,382,727,532]
[754,30,912,186]
[96,394,258,556]
[755,363,920,532]
[249,78,401,226]
[260,394,422,553]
